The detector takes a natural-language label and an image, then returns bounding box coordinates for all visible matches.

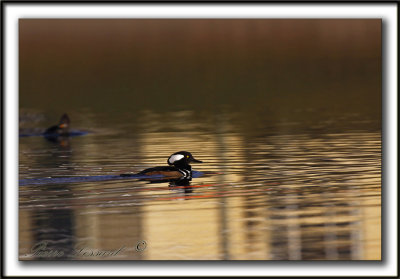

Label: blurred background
[19,19,381,260]
[19,19,381,133]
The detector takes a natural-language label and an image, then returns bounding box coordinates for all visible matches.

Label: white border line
[5,3,398,277]
[8,3,398,19]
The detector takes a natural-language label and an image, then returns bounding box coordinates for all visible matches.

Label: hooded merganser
[124,151,203,179]
[44,113,70,136]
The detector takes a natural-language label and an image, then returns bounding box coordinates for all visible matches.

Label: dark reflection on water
[19,113,381,260]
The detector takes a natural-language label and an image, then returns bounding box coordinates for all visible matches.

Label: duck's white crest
[168,154,184,164]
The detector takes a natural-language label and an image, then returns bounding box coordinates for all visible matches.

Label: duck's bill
[191,158,203,163]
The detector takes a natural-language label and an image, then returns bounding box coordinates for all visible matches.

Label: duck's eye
[186,155,189,158]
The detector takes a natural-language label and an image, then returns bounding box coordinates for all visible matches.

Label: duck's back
[44,125,59,134]
[138,166,183,177]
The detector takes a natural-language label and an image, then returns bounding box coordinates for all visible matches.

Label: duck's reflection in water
[44,135,71,148]
[140,177,194,195]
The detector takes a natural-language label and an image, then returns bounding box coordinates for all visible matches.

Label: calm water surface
[19,111,381,260]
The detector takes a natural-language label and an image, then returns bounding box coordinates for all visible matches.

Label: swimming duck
[122,151,202,179]
[44,113,70,136]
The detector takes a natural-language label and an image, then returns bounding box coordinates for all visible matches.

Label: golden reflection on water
[19,112,381,260]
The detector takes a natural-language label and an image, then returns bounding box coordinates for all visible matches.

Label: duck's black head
[44,113,70,136]
[167,151,202,170]
[58,113,70,131]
